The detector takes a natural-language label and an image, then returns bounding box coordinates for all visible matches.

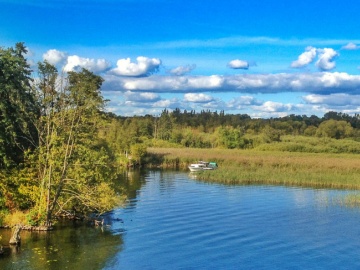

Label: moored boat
[188,161,218,172]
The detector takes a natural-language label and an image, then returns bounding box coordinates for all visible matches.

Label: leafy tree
[304,125,317,136]
[261,125,281,143]
[130,143,147,166]
[157,109,172,140]
[316,119,354,139]
[0,43,40,219]
[31,64,121,226]
[215,126,247,149]
[0,42,38,168]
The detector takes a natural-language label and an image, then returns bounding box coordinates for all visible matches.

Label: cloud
[63,55,111,73]
[150,36,360,50]
[301,93,360,114]
[184,93,214,103]
[291,46,317,68]
[227,59,249,69]
[254,101,292,113]
[43,49,67,65]
[342,42,360,50]
[124,91,160,102]
[103,74,225,92]
[169,64,196,76]
[315,48,338,71]
[152,99,177,108]
[42,50,111,73]
[303,93,360,106]
[227,96,262,109]
[291,47,338,70]
[103,72,360,95]
[110,56,161,77]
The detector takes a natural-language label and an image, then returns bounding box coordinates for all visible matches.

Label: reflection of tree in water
[158,170,178,194]
[0,169,150,270]
[0,223,123,270]
[117,168,147,201]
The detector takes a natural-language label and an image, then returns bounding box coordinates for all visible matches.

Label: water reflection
[0,221,123,270]
[2,170,360,269]
[117,168,147,201]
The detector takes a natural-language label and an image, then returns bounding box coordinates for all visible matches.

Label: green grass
[147,147,360,190]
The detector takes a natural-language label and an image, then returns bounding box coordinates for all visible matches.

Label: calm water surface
[1,170,360,269]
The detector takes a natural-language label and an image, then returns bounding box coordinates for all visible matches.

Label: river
[1,170,360,269]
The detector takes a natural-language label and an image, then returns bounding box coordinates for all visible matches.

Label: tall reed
[147,148,360,190]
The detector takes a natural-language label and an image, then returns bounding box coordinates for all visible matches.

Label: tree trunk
[9,225,21,245]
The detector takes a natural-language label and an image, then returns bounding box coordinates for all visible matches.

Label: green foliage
[130,144,147,165]
[261,125,281,143]
[215,126,242,149]
[178,128,212,148]
[30,63,123,225]
[0,42,38,168]
[156,109,173,140]
[316,119,354,139]
[26,207,46,226]
[304,125,317,136]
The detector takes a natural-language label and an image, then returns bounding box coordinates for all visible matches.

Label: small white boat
[188,161,218,172]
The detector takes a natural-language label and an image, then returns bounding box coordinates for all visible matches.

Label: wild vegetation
[147,148,360,190]
[0,43,126,228]
[2,42,360,229]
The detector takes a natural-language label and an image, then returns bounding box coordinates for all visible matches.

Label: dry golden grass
[2,210,28,226]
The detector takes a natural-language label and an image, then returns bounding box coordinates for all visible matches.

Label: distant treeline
[103,108,360,151]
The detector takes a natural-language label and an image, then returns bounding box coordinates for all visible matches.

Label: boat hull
[188,166,206,172]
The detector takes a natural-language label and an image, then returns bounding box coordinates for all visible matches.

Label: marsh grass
[148,147,360,190]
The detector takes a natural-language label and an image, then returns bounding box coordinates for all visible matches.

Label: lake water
[1,170,360,269]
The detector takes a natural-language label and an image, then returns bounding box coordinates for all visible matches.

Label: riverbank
[147,148,360,190]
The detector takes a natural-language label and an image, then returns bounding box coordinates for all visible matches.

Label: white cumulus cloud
[102,72,360,96]
[303,93,360,106]
[227,96,261,109]
[254,101,292,112]
[43,49,67,65]
[291,47,338,71]
[124,91,160,102]
[291,46,317,68]
[152,98,179,108]
[63,55,111,73]
[342,42,360,50]
[227,59,249,69]
[184,93,214,103]
[110,56,161,77]
[315,48,338,71]
[169,64,196,76]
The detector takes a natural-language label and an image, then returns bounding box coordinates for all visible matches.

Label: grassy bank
[147,147,360,190]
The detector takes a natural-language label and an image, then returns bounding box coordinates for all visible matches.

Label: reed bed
[147,147,360,190]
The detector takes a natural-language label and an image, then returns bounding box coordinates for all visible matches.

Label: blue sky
[2,0,360,117]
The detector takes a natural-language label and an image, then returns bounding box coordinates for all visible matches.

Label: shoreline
[147,147,360,190]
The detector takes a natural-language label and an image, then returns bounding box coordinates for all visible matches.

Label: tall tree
[0,42,38,168]
[32,65,121,226]
[0,43,39,214]
[157,109,172,140]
